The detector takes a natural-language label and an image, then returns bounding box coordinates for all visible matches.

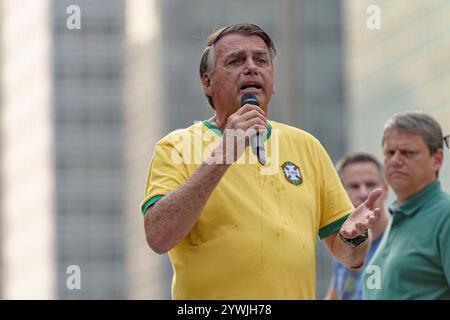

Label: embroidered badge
[282,161,303,186]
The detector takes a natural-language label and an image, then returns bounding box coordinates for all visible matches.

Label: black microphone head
[241,93,259,107]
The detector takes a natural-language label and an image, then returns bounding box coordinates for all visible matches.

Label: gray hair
[199,23,276,109]
[382,111,443,155]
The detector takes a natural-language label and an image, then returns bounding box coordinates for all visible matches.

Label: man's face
[202,34,275,113]
[383,129,443,202]
[341,162,387,208]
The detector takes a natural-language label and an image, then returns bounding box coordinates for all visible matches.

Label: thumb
[363,188,383,209]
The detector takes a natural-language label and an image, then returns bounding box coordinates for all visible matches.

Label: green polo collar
[203,119,272,141]
[389,180,441,216]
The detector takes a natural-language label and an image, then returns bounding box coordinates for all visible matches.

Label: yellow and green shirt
[141,120,353,299]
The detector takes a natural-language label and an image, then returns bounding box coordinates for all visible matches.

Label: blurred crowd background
[0,0,449,299]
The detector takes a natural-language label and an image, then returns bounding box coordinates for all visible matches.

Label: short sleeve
[140,140,189,215]
[314,141,354,239]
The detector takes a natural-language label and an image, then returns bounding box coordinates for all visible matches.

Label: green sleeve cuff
[318,213,350,240]
[141,195,164,216]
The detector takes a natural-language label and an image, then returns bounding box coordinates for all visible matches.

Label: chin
[391,183,410,194]
[389,181,405,189]
[388,176,408,184]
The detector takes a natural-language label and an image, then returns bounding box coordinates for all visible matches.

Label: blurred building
[124,0,170,299]
[344,0,450,190]
[52,0,126,299]
[0,0,125,298]
[1,0,56,299]
[0,0,3,299]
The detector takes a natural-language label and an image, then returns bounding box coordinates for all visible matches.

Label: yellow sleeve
[315,142,354,239]
[140,139,189,215]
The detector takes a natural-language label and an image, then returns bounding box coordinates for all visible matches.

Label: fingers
[234,105,266,122]
[340,208,382,239]
[226,105,267,134]
[238,104,266,116]
[240,117,267,130]
[361,209,381,229]
[368,208,381,226]
[226,119,266,139]
[363,188,383,208]
[236,106,266,125]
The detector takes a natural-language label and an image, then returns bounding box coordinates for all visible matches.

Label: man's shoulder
[270,120,321,144]
[437,189,450,217]
[156,122,203,147]
[439,188,450,202]
[423,189,450,234]
[434,190,450,245]
[432,187,450,213]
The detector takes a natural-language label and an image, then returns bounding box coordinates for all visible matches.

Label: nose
[390,150,405,166]
[243,58,258,75]
[357,185,370,199]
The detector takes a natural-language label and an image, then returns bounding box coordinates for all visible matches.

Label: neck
[395,179,437,205]
[209,107,238,132]
[208,115,226,132]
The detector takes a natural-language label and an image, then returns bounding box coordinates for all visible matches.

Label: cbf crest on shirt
[282,161,303,186]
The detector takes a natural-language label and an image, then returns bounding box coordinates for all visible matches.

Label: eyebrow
[224,49,269,59]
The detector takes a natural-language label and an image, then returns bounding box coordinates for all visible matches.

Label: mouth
[390,171,408,177]
[240,83,262,91]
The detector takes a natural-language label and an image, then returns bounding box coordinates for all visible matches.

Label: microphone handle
[251,131,266,165]
[257,131,266,165]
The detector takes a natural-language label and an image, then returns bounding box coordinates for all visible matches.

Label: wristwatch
[339,230,369,247]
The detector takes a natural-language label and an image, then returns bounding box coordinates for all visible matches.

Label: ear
[202,73,213,97]
[433,148,444,171]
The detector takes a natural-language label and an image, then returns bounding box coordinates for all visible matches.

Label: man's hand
[339,188,383,239]
[215,104,267,163]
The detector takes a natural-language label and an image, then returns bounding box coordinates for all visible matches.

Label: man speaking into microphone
[141,23,383,299]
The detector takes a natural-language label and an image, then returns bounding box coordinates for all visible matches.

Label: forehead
[342,162,381,180]
[214,34,269,58]
[383,129,427,148]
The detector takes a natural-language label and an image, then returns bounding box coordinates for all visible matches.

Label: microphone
[240,93,266,165]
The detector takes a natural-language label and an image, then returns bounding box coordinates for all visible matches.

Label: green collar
[202,119,273,141]
[389,180,441,216]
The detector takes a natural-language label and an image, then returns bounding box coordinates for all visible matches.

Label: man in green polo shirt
[363,112,450,300]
